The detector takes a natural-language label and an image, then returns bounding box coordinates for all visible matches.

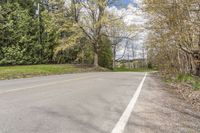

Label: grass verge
[113,67,156,72]
[163,73,200,91]
[0,64,109,80]
[157,72,200,111]
[175,74,200,90]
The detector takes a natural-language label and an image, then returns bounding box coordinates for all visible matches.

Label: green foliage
[147,63,153,69]
[54,35,113,68]
[113,67,155,72]
[193,82,200,91]
[175,74,200,90]
[0,64,102,80]
[0,1,58,65]
[0,0,116,68]
[0,45,25,65]
[98,36,113,69]
[54,42,94,65]
[0,2,37,64]
[145,0,200,76]
[54,45,81,64]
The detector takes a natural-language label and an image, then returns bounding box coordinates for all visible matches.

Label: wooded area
[1,0,199,77]
[144,0,200,76]
[0,0,138,69]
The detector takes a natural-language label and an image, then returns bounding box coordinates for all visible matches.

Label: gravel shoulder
[124,73,200,133]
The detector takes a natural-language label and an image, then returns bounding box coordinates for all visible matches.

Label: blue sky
[110,0,146,59]
[123,0,132,5]
[113,0,138,8]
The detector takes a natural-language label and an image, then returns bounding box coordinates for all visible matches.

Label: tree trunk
[112,57,115,69]
[112,46,116,69]
[81,49,84,65]
[177,49,183,73]
[185,53,190,74]
[196,64,200,76]
[190,55,197,75]
[193,51,200,76]
[94,52,99,67]
[112,60,115,69]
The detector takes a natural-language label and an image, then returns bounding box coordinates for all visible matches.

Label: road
[0,72,199,133]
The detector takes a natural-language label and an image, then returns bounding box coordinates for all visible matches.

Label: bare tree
[144,0,200,76]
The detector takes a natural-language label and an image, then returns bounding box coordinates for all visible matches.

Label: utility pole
[36,3,43,60]
[37,3,41,44]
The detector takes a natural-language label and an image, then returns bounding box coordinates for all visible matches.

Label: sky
[110,0,147,59]
[119,0,133,6]
[113,0,138,8]
[66,0,147,59]
[123,0,132,4]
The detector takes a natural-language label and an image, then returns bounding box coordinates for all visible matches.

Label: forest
[0,0,130,69]
[0,0,149,81]
[144,0,200,77]
[0,0,200,77]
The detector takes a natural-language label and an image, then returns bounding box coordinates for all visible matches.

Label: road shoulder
[124,73,200,133]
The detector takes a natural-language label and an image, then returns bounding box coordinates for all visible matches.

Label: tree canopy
[144,0,200,76]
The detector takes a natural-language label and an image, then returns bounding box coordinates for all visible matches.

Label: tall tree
[68,0,119,67]
[0,1,58,65]
[144,0,200,76]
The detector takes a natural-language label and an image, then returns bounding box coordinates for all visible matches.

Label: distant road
[0,72,199,133]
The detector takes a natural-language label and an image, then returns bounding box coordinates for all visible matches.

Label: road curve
[0,72,199,133]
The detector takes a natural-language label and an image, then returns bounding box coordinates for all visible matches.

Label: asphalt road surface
[0,72,200,133]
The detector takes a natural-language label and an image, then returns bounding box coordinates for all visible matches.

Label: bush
[98,36,113,69]
[0,45,25,65]
[176,74,200,90]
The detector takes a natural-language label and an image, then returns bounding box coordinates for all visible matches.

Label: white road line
[0,76,96,95]
[111,73,147,133]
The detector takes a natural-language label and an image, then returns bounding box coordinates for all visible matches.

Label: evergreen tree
[98,36,113,69]
[0,1,58,65]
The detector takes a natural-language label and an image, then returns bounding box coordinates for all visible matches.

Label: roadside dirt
[125,73,200,133]
[169,83,200,111]
[154,73,200,111]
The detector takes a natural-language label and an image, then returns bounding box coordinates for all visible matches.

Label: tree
[105,17,139,68]
[99,36,113,68]
[67,0,120,67]
[0,0,137,68]
[144,0,200,76]
[0,2,38,65]
[0,1,58,65]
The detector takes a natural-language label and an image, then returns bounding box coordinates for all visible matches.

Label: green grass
[163,74,200,91]
[175,74,200,90]
[0,64,108,80]
[113,67,156,72]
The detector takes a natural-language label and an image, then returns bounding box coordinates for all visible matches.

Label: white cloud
[107,1,148,60]
[65,0,148,60]
[108,3,145,26]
